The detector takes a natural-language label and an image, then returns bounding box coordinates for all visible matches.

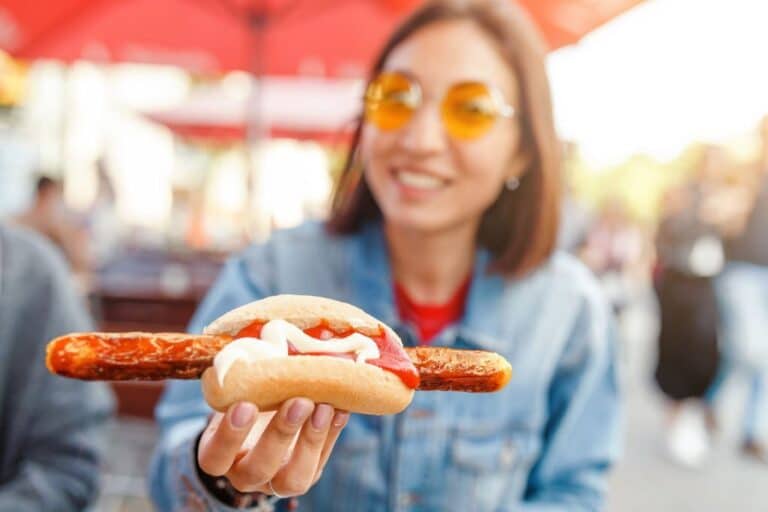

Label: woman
[150,1,620,510]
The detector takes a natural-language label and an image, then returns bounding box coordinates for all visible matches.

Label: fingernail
[286,399,313,425]
[332,411,350,428]
[230,402,256,429]
[312,404,333,430]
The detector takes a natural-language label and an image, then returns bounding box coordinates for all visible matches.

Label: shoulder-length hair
[326,0,561,277]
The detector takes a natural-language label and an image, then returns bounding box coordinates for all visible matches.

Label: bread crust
[204,295,388,338]
[201,355,414,414]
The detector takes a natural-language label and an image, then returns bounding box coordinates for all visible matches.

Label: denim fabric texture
[150,222,621,512]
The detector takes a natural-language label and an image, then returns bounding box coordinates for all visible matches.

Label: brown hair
[326,0,561,277]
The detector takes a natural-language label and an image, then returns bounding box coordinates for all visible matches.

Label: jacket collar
[349,221,517,353]
[455,251,513,353]
[349,221,398,329]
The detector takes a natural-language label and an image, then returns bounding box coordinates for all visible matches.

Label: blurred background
[1,0,767,510]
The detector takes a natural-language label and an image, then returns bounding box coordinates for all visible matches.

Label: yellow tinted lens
[364,72,417,131]
[441,82,499,140]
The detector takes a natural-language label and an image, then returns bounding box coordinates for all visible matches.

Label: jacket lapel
[348,222,398,329]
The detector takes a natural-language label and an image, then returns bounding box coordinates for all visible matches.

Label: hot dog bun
[200,295,415,415]
[201,355,413,414]
[45,295,513,413]
[203,294,385,337]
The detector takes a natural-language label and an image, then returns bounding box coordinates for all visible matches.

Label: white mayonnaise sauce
[213,319,380,386]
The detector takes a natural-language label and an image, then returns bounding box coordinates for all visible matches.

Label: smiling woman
[330,4,560,278]
[150,2,620,511]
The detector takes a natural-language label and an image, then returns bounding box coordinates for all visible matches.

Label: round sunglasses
[363,71,515,141]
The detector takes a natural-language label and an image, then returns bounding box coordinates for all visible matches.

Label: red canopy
[143,78,363,143]
[0,0,642,76]
[1,0,643,142]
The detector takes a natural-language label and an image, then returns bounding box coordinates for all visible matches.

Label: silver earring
[505,176,520,191]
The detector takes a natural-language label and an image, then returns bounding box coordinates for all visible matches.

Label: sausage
[46,332,232,380]
[47,333,512,392]
[404,346,512,392]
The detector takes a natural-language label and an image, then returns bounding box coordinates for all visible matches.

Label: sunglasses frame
[364,71,516,138]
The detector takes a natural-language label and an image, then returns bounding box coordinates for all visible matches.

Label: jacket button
[409,408,434,419]
[500,440,517,466]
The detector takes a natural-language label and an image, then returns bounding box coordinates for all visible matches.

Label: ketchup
[235,320,420,389]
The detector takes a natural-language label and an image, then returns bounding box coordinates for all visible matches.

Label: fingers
[198,402,258,476]
[312,411,350,485]
[269,404,335,496]
[228,398,314,492]
[209,400,351,497]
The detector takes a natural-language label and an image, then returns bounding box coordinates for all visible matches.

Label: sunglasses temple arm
[499,104,515,118]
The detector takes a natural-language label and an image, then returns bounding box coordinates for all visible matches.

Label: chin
[382,209,457,235]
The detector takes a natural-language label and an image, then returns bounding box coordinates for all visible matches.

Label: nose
[397,103,446,156]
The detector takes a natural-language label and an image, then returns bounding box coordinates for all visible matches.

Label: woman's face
[360,20,526,236]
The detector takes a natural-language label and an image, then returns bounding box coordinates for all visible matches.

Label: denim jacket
[150,222,621,512]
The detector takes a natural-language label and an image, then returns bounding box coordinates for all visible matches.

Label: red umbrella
[142,77,363,143]
[0,0,643,143]
[0,0,420,76]
[0,0,642,76]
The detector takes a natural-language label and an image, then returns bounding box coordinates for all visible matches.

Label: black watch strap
[194,431,269,508]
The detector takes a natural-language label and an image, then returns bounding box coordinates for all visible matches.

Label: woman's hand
[197,398,349,497]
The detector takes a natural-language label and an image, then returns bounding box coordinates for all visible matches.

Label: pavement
[95,287,768,511]
[606,288,768,512]
[95,418,156,512]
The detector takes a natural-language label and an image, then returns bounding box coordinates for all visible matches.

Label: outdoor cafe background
[1,0,766,406]
[1,0,767,396]
[0,0,643,337]
[1,0,768,508]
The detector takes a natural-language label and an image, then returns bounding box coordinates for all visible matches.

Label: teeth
[396,171,445,190]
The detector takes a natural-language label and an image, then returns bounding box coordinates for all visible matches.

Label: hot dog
[46,295,512,415]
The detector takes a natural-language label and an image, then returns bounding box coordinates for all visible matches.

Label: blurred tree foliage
[564,142,754,226]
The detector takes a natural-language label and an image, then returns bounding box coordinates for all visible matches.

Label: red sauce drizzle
[235,320,420,389]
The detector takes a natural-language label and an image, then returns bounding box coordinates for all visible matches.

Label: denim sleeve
[519,296,622,512]
[148,256,269,511]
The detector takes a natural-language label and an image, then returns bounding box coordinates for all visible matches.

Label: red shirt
[394,277,472,344]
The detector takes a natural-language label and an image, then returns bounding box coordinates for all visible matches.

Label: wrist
[193,430,269,509]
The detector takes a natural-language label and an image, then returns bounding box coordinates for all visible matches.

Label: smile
[393,170,448,190]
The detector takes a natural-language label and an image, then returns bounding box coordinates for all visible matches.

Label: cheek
[453,136,514,198]
[360,127,397,188]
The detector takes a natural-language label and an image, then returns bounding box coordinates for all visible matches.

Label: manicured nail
[332,411,350,428]
[286,399,314,425]
[230,402,256,429]
[312,404,333,430]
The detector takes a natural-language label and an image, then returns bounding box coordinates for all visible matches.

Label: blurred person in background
[652,149,726,467]
[557,142,594,254]
[85,158,121,268]
[0,223,114,511]
[13,175,91,273]
[706,118,768,464]
[557,141,595,254]
[150,1,620,511]
[580,198,645,316]
[557,187,594,254]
